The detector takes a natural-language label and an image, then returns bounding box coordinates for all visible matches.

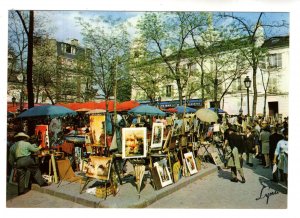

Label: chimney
[70,39,79,46]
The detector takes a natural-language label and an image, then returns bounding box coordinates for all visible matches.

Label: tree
[137,12,201,106]
[129,38,167,104]
[8,11,28,110]
[16,10,34,109]
[76,16,131,112]
[219,12,288,117]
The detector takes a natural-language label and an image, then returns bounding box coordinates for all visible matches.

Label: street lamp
[12,96,16,106]
[244,76,252,116]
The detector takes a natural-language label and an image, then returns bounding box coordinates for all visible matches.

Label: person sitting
[9,132,48,195]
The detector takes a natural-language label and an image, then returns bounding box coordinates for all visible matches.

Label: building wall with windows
[131,35,289,118]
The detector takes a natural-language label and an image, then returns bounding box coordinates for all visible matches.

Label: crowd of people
[221,115,288,185]
[7,109,289,196]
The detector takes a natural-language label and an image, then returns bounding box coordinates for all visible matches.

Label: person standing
[273,129,288,185]
[260,121,271,168]
[9,132,47,195]
[223,126,246,183]
[244,126,255,167]
[269,126,284,182]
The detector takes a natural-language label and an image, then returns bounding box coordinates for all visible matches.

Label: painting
[84,156,112,181]
[154,158,173,187]
[122,127,147,159]
[89,115,105,145]
[184,152,198,175]
[211,152,223,166]
[35,125,50,149]
[151,122,164,149]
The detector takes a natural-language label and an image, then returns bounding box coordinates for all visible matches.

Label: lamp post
[12,96,16,106]
[244,76,252,116]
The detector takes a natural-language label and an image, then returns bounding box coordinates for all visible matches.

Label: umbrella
[175,106,197,114]
[195,108,218,123]
[86,109,106,114]
[17,105,77,118]
[128,105,165,116]
[208,107,226,114]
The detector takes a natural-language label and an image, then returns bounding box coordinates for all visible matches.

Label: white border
[122,127,147,159]
[151,122,164,149]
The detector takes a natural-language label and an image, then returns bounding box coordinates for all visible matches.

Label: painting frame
[151,122,164,149]
[153,158,173,188]
[122,127,147,159]
[184,152,198,175]
[84,156,112,181]
[211,151,223,166]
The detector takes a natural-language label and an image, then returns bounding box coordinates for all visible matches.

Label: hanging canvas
[122,127,147,159]
[153,158,173,188]
[184,152,198,175]
[89,115,105,145]
[151,122,164,149]
[84,156,113,181]
[35,125,50,149]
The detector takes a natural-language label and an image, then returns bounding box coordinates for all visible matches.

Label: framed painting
[151,122,164,149]
[84,156,112,181]
[184,152,198,175]
[89,115,105,145]
[35,125,50,149]
[153,158,173,187]
[122,127,147,159]
[211,152,223,166]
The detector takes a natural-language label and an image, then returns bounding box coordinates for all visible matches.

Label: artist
[9,132,48,195]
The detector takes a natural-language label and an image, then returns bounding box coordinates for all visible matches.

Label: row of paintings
[122,123,164,159]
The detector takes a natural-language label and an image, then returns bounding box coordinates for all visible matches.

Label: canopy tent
[117,100,140,111]
[175,106,197,114]
[17,105,77,119]
[208,107,226,114]
[128,105,166,116]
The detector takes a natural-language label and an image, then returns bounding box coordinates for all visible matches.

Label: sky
[36,11,289,45]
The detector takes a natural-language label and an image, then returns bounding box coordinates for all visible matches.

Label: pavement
[6,160,218,208]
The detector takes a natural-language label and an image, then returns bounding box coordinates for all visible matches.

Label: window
[269,77,278,93]
[166,85,172,97]
[269,53,282,68]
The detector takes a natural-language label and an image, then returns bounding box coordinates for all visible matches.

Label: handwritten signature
[256,183,279,204]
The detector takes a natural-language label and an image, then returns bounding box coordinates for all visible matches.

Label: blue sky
[38,11,289,44]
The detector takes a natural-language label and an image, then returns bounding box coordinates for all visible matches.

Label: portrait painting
[122,127,147,159]
[84,156,112,181]
[154,158,173,187]
[184,152,198,175]
[151,122,164,149]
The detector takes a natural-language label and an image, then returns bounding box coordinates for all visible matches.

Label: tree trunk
[252,65,258,117]
[263,91,267,118]
[200,63,205,108]
[27,10,34,109]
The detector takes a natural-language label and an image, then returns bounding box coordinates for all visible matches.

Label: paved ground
[147,160,288,208]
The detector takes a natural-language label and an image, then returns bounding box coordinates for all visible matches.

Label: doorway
[268,101,278,117]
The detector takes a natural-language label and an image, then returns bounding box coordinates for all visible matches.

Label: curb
[32,164,218,208]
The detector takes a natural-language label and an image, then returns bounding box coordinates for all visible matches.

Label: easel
[79,155,114,200]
